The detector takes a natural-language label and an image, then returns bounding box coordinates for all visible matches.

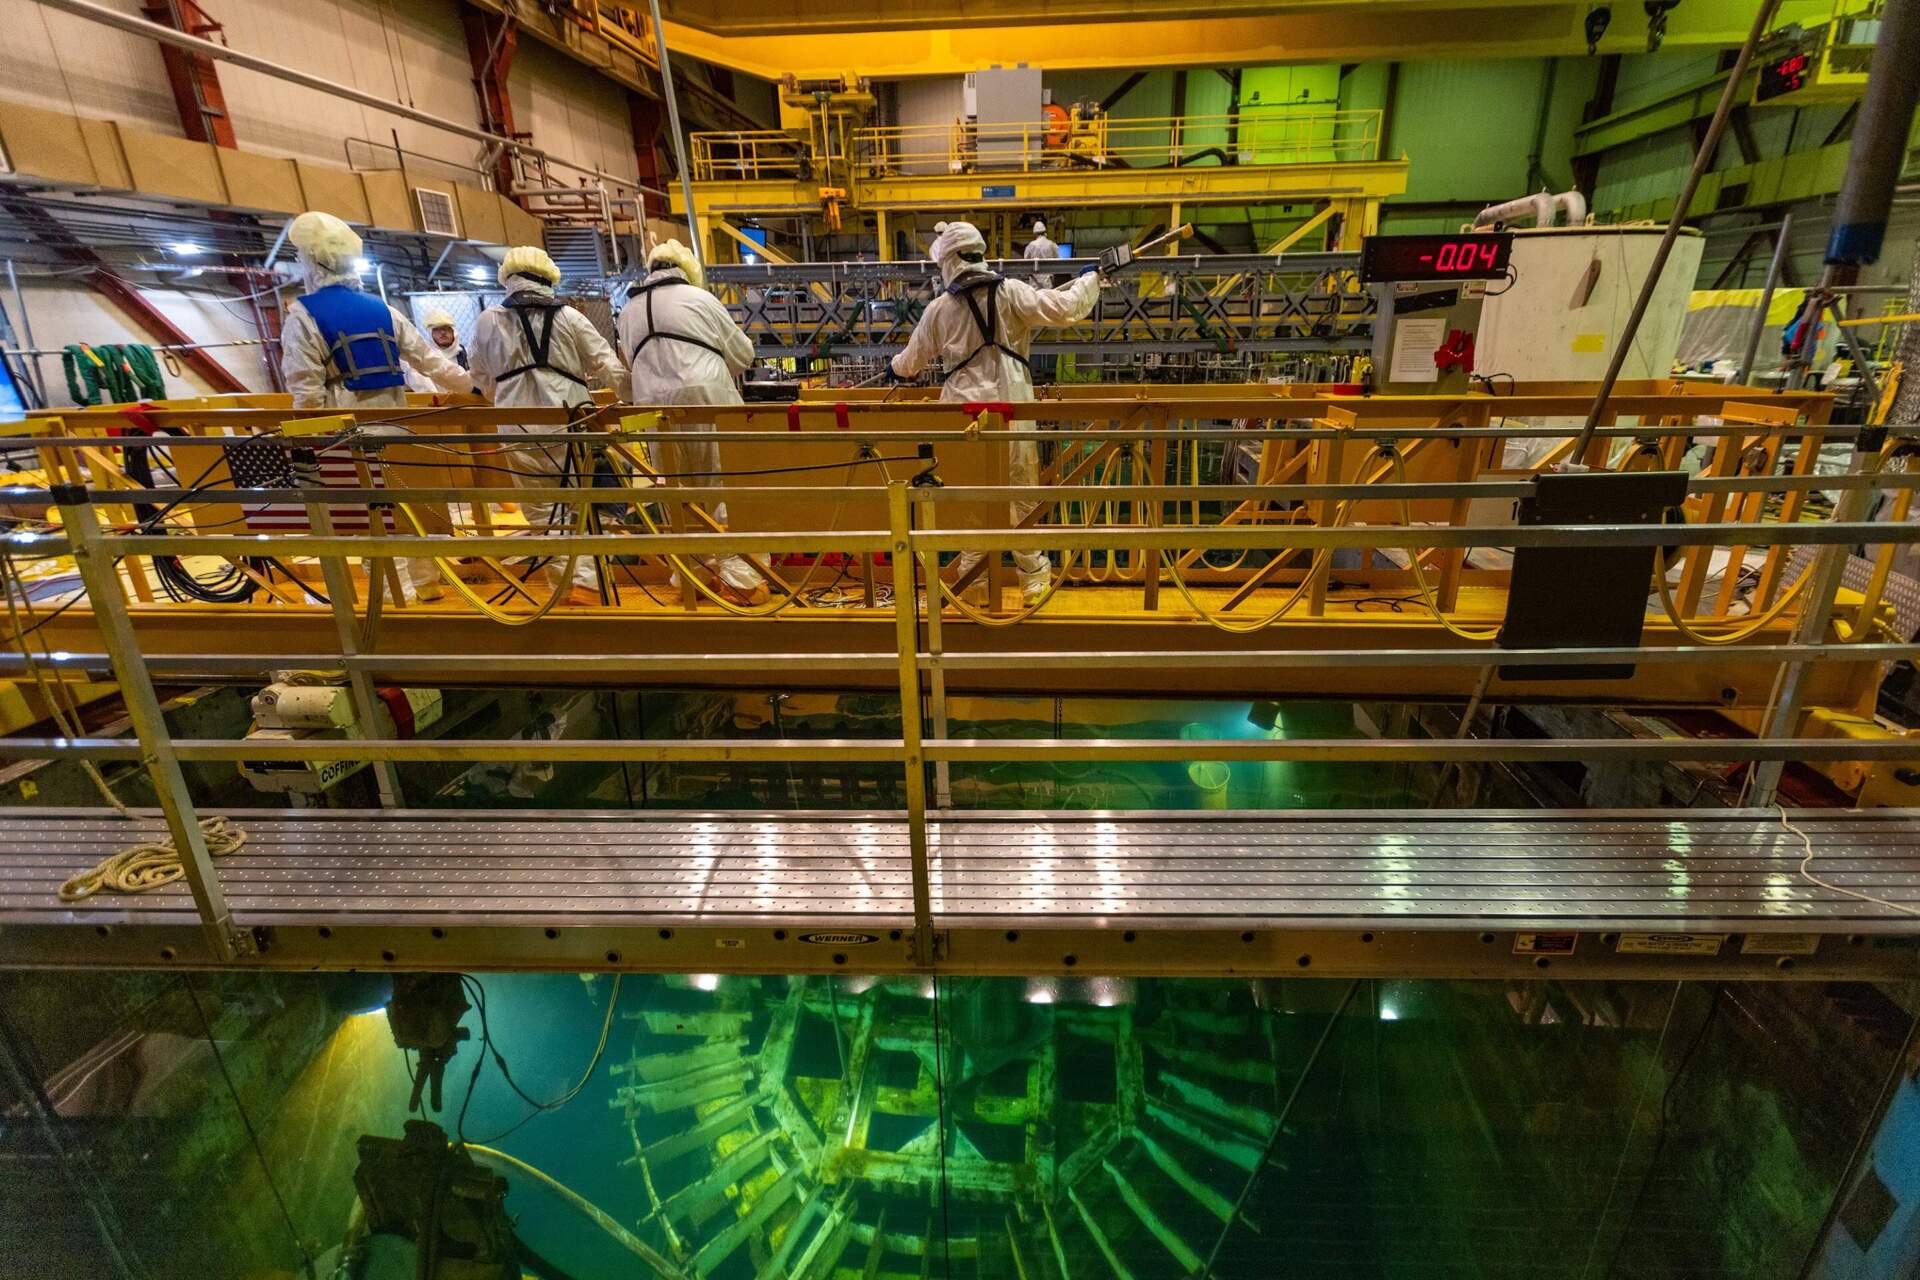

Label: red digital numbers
[1432,240,1501,273]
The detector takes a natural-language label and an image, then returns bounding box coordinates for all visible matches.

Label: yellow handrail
[688,109,1382,182]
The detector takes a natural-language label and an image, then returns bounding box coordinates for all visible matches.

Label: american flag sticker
[224,438,384,533]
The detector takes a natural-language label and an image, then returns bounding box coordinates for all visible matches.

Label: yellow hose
[615,440,849,619]
[1379,452,1506,644]
[1151,451,1405,635]
[1649,548,1814,644]
[393,502,577,626]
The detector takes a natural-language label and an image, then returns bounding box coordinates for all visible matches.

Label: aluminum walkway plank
[0,809,1916,977]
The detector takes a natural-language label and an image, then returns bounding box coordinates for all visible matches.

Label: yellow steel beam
[1208,207,1338,298]
[660,1,1830,76]
[675,161,1409,218]
[714,216,795,263]
[713,218,838,303]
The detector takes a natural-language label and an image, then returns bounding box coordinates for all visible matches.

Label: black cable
[122,435,257,604]
[1348,594,1425,613]
[609,689,636,809]
[456,973,623,1146]
[0,583,83,645]
[1602,984,1724,1279]
[180,976,316,1280]
[929,976,955,1280]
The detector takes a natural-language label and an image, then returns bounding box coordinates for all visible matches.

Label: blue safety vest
[299,284,405,392]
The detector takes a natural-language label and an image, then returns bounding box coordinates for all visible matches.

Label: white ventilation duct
[1473,190,1588,229]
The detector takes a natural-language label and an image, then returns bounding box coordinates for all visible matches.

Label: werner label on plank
[1513,932,1578,956]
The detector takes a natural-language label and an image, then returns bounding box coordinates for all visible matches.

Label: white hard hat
[1033,220,1047,236]
[498,245,561,287]
[647,238,704,288]
[287,211,362,273]
[422,307,456,330]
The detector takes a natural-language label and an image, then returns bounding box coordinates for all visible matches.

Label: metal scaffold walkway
[2,808,1918,978]
[1,385,1919,977]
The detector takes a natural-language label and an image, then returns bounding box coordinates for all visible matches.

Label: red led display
[1359,234,1513,283]
[1757,51,1811,102]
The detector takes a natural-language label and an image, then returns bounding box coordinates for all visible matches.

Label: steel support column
[140,0,236,147]
[627,92,669,221]
[461,5,521,200]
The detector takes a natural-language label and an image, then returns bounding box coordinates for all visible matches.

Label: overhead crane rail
[2,380,1920,974]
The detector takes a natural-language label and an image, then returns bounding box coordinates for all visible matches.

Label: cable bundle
[61,343,164,406]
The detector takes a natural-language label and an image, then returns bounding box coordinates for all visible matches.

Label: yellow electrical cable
[1648,547,1813,644]
[1384,451,1510,644]
[393,501,577,627]
[613,440,855,619]
[1157,508,1340,635]
[1151,450,1408,635]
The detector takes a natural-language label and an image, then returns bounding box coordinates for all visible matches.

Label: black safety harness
[626,277,729,363]
[941,273,1029,384]
[494,291,591,391]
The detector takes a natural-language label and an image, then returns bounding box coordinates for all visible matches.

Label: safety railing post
[304,500,403,808]
[53,488,250,961]
[1749,433,1888,807]
[888,483,935,967]
[919,526,953,809]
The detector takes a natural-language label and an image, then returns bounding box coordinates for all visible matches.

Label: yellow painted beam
[660,1,1831,76]
[676,160,1409,218]
[714,216,795,264]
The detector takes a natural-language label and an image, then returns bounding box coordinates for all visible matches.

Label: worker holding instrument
[470,245,627,605]
[617,239,766,607]
[890,218,1105,606]
[279,210,474,600]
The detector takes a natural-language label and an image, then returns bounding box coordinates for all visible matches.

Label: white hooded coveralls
[891,224,1101,594]
[1023,231,1061,287]
[469,274,627,590]
[616,265,759,592]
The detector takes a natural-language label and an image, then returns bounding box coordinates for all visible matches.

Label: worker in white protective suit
[403,308,470,391]
[616,239,766,606]
[278,210,473,600]
[1023,219,1060,286]
[469,246,628,604]
[891,219,1103,605]
[1023,219,1063,381]
[423,307,469,369]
